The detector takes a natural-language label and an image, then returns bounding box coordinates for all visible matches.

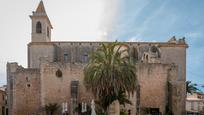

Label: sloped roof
[31,1,53,28]
[36,1,46,14]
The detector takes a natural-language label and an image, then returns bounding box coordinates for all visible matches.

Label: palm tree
[186,81,200,94]
[116,90,132,106]
[95,89,132,114]
[44,103,59,115]
[84,42,137,114]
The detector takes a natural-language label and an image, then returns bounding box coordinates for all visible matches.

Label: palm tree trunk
[114,100,120,115]
[104,107,108,115]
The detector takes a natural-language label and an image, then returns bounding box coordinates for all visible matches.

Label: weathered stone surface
[137,63,169,114]
[6,1,188,115]
[8,41,188,115]
[7,63,40,115]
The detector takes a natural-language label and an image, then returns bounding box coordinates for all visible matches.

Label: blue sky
[114,0,204,88]
[0,0,203,88]
[113,0,204,87]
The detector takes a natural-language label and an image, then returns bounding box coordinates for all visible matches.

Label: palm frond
[84,42,137,111]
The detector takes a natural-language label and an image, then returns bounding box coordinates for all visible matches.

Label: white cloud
[185,32,203,39]
[49,0,120,41]
[133,1,168,37]
[0,0,122,85]
[128,37,143,42]
[127,36,157,42]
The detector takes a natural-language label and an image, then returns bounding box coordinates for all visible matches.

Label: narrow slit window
[47,27,49,37]
[64,53,68,62]
[83,54,88,63]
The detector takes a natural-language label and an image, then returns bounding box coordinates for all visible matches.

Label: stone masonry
[7,1,188,115]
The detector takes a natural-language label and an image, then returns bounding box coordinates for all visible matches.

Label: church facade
[7,1,188,115]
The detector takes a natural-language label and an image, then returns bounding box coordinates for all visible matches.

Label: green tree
[116,90,132,106]
[95,90,132,114]
[84,42,137,114]
[186,81,200,94]
[44,103,59,115]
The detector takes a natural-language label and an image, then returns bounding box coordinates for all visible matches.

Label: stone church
[7,1,188,115]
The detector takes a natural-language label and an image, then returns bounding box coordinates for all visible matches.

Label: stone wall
[9,40,187,115]
[160,47,187,114]
[137,63,169,114]
[7,61,184,115]
[31,17,51,42]
[7,63,40,115]
[28,43,55,68]
[40,61,94,114]
[28,42,187,70]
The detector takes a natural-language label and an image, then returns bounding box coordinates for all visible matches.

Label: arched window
[36,21,42,33]
[132,47,138,62]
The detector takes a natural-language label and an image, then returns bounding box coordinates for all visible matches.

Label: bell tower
[30,1,53,42]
